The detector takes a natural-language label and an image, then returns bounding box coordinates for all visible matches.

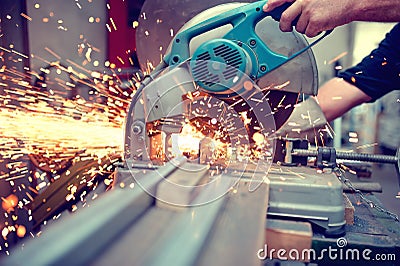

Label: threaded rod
[292,149,397,164]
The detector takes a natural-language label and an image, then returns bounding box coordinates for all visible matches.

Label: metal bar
[30,155,121,228]
[197,178,269,266]
[4,157,187,265]
[138,176,234,266]
[92,207,178,266]
[30,160,100,214]
[93,170,269,266]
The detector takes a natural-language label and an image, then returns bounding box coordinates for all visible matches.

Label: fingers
[304,28,319,38]
[305,24,325,38]
[263,0,293,12]
[294,11,308,34]
[279,0,302,32]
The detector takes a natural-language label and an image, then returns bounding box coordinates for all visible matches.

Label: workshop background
[0,0,399,260]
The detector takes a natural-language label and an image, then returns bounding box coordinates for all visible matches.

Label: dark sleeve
[337,23,400,102]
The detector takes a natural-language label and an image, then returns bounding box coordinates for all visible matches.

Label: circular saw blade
[135,0,317,129]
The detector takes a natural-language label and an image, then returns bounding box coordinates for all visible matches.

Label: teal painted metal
[190,39,249,93]
[164,1,331,92]
[165,1,287,77]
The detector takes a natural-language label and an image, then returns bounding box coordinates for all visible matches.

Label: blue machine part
[190,39,252,94]
[165,1,287,74]
[164,1,330,95]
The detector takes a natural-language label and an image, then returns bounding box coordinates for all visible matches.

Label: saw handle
[267,2,333,35]
[267,2,299,25]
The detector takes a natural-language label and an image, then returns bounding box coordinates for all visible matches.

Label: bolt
[132,125,142,135]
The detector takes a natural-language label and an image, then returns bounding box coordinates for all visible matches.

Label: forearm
[352,0,400,22]
[315,78,372,121]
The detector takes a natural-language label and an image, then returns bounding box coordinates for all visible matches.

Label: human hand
[263,0,352,37]
[272,97,328,139]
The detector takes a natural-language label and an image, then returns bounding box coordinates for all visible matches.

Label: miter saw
[5,2,400,265]
[118,0,346,236]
